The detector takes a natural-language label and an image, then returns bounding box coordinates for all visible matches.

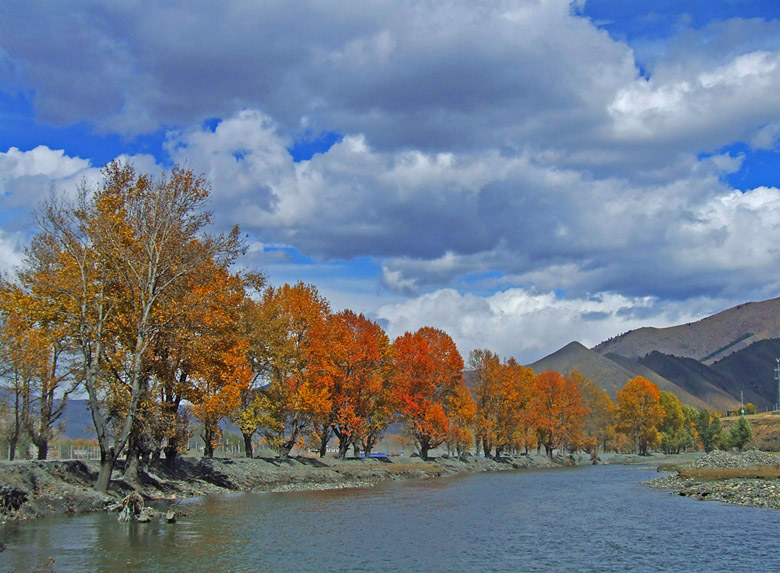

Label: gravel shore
[0,451,584,522]
[646,450,780,510]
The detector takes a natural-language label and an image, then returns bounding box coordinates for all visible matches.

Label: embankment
[647,450,780,510]
[0,452,582,522]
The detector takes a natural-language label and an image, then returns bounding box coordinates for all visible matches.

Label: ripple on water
[4,465,780,571]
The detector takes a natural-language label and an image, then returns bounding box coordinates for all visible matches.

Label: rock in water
[136,509,153,523]
[166,509,176,523]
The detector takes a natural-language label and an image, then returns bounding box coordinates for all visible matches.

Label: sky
[3,0,780,364]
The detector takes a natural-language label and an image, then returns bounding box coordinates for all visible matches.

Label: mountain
[592,297,780,364]
[527,341,722,409]
[637,352,745,412]
[57,399,96,440]
[529,341,630,398]
[602,353,716,411]
[709,338,780,410]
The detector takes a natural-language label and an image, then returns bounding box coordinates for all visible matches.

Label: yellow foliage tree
[616,376,665,455]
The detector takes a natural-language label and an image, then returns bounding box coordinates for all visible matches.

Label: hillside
[528,341,731,410]
[529,341,630,397]
[637,352,745,412]
[602,353,716,411]
[592,297,780,364]
[710,338,780,410]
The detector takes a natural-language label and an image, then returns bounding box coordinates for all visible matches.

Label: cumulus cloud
[148,107,780,305]
[0,1,635,154]
[0,146,95,235]
[3,2,780,359]
[375,287,724,364]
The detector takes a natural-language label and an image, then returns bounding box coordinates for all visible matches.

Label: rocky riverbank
[0,452,584,522]
[647,450,780,510]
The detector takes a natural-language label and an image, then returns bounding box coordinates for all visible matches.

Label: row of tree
[0,162,747,494]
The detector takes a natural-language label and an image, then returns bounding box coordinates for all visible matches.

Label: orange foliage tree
[186,269,254,457]
[469,349,502,457]
[469,350,535,458]
[530,371,587,457]
[569,371,616,454]
[24,162,242,491]
[250,282,331,458]
[0,284,75,460]
[446,382,477,456]
[494,359,534,457]
[316,310,394,458]
[392,327,466,460]
[616,376,665,455]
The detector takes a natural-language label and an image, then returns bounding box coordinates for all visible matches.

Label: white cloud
[3,3,780,361]
[376,287,721,364]
[609,49,780,150]
[0,229,25,274]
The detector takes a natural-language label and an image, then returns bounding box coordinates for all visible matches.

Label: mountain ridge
[592,297,780,364]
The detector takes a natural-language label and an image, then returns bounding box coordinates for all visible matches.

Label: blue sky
[3,0,780,363]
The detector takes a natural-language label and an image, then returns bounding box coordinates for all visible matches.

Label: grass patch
[658,463,686,473]
[678,467,780,481]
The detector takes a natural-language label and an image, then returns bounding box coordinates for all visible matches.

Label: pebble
[648,450,780,510]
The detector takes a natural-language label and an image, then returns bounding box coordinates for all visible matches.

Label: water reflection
[4,465,780,572]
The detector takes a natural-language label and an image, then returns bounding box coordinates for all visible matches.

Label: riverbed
[3,463,780,571]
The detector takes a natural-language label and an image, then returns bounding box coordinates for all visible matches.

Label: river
[3,464,780,572]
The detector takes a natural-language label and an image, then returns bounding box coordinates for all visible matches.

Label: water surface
[3,464,779,571]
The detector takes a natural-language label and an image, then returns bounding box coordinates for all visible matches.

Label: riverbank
[647,450,780,510]
[0,451,588,522]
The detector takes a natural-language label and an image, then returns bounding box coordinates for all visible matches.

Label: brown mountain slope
[637,351,744,412]
[592,297,780,364]
[529,341,629,398]
[603,353,717,411]
[527,341,723,409]
[709,338,780,410]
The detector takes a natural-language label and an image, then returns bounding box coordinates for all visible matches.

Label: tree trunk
[123,435,141,487]
[278,441,294,459]
[337,438,351,459]
[419,442,430,461]
[164,443,178,470]
[362,433,379,459]
[318,430,329,458]
[36,438,48,460]
[203,427,215,458]
[7,435,18,461]
[95,450,116,493]
[482,437,491,458]
[242,432,254,458]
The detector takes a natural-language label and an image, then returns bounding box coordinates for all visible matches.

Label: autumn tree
[530,371,587,457]
[249,282,331,458]
[616,376,665,455]
[392,327,466,460]
[25,161,241,491]
[447,381,477,456]
[314,310,394,458]
[570,371,616,454]
[494,359,534,457]
[168,267,252,458]
[469,349,502,457]
[0,279,76,460]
